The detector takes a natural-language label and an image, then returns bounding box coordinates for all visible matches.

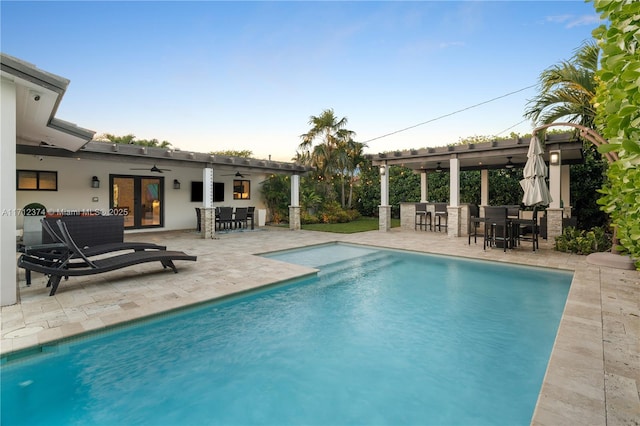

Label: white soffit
[1,53,95,152]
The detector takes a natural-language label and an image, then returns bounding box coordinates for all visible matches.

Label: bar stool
[434,203,448,232]
[414,203,431,231]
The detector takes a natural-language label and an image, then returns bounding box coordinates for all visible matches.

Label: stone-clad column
[447,206,462,237]
[546,208,563,241]
[200,208,215,239]
[289,206,301,230]
[379,205,391,231]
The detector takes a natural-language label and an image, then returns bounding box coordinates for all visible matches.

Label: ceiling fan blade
[130,164,170,173]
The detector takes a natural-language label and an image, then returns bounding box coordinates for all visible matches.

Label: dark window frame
[233,179,250,200]
[16,170,58,191]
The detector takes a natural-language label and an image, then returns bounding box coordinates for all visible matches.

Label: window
[17,170,58,191]
[233,180,250,200]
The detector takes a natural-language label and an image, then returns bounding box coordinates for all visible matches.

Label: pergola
[370,132,585,240]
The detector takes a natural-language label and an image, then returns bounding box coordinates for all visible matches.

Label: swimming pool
[1,243,572,425]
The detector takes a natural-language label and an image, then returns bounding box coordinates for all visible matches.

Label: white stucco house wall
[2,53,308,306]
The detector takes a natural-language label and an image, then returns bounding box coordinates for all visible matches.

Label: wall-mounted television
[191,182,203,202]
[191,181,224,202]
[213,182,224,202]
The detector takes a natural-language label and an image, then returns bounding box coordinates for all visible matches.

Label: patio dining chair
[468,204,485,245]
[483,206,510,252]
[234,207,249,229]
[216,207,234,230]
[195,207,202,232]
[516,207,540,251]
[247,206,255,229]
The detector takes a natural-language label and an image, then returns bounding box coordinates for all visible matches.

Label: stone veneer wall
[400,202,416,230]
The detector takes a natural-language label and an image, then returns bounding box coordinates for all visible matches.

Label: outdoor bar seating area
[407,202,543,252]
[413,202,448,232]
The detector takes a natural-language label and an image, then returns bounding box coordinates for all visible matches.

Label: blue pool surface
[1,243,572,425]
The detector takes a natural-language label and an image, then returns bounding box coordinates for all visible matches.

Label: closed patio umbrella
[519,135,552,207]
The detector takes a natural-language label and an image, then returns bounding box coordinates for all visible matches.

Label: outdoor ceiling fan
[130,164,172,173]
[221,171,251,178]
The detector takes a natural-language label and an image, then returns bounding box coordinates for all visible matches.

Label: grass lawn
[301,216,401,233]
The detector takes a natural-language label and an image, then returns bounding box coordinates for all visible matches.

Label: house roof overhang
[17,141,312,176]
[1,53,95,152]
[369,133,584,172]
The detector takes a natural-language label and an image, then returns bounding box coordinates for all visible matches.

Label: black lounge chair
[20,219,168,286]
[18,220,196,296]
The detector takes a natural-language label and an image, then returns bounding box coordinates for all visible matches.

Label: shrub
[346,209,361,221]
[301,211,320,224]
[315,201,361,224]
[555,226,612,255]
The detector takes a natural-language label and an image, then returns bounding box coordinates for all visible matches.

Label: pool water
[1,243,572,425]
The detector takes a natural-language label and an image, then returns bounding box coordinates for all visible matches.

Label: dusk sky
[2,1,601,160]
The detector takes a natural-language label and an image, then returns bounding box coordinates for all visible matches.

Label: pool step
[318,251,396,277]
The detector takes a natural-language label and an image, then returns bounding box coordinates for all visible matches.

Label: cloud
[439,41,465,49]
[546,14,601,29]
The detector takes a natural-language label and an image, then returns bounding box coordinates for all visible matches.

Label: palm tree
[298,109,356,200]
[341,139,367,208]
[524,41,600,128]
[525,40,612,232]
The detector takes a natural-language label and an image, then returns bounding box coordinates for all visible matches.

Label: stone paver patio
[2,227,638,425]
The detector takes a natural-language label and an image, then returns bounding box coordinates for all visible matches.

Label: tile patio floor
[2,226,638,425]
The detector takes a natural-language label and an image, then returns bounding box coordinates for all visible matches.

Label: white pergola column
[547,150,563,239]
[449,157,460,207]
[1,78,18,306]
[549,151,562,209]
[561,164,571,215]
[420,170,428,202]
[481,169,489,209]
[200,167,215,239]
[447,157,462,237]
[289,174,301,230]
[378,163,390,231]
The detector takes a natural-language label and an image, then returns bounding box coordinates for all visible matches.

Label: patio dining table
[473,206,540,252]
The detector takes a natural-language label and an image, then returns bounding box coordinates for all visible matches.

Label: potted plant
[22,202,47,246]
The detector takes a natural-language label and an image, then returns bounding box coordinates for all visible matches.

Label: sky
[2,1,601,161]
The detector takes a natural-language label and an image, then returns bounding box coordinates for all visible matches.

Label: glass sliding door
[111,175,164,229]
